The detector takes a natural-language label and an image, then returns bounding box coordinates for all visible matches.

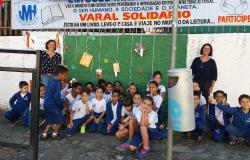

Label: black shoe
[52,133,64,140]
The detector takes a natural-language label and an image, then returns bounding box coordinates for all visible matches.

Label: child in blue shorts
[102,90,123,135]
[210,94,250,146]
[129,96,167,159]
[41,65,69,140]
[5,81,31,126]
[65,90,93,136]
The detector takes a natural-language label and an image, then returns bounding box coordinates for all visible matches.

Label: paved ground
[0,115,250,160]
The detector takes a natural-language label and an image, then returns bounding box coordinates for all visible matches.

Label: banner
[12,0,250,29]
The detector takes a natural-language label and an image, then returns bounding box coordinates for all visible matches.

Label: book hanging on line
[41,4,64,26]
[80,52,93,68]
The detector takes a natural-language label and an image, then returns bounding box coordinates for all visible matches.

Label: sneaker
[197,135,204,142]
[136,148,151,159]
[52,133,64,140]
[80,125,86,134]
[120,140,130,148]
[229,140,236,145]
[40,133,49,141]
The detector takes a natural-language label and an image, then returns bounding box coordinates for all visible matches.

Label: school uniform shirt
[148,94,163,110]
[135,110,158,129]
[132,104,141,116]
[40,98,44,110]
[65,93,81,110]
[195,105,205,129]
[91,98,106,113]
[9,91,31,112]
[71,100,92,120]
[146,84,166,94]
[44,78,64,110]
[106,101,123,126]
[89,92,96,100]
[215,106,224,126]
[121,106,133,117]
[200,95,206,106]
[217,104,250,129]
[103,92,112,102]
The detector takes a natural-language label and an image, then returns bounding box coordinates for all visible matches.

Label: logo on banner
[220,0,248,15]
[17,0,38,25]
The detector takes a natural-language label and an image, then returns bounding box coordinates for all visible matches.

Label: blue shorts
[65,115,91,136]
[130,127,167,148]
[45,107,64,125]
[88,112,105,133]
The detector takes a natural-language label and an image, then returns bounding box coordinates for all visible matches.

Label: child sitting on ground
[64,82,82,125]
[210,94,250,146]
[193,82,207,106]
[117,92,142,148]
[102,90,123,135]
[127,83,137,97]
[88,87,107,133]
[207,90,231,142]
[103,82,113,102]
[41,65,69,140]
[65,90,93,136]
[5,81,31,126]
[129,96,167,159]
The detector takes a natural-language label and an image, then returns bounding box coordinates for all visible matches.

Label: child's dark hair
[85,82,94,89]
[112,90,120,96]
[105,81,113,88]
[98,79,106,86]
[238,94,250,104]
[40,83,45,88]
[95,87,104,93]
[82,89,90,95]
[19,81,28,88]
[133,91,142,98]
[54,65,69,75]
[193,91,201,98]
[153,71,162,78]
[123,96,133,107]
[45,39,56,51]
[213,90,227,99]
[72,82,82,89]
[200,43,213,56]
[142,96,154,106]
[149,80,159,88]
[114,81,122,86]
[129,82,137,87]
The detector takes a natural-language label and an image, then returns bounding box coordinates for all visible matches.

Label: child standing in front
[102,90,123,135]
[5,81,31,126]
[88,87,107,132]
[129,96,166,158]
[210,94,250,145]
[41,65,69,140]
[64,82,82,125]
[65,90,93,136]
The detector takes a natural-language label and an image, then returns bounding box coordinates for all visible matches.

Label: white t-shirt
[40,98,44,110]
[121,106,133,117]
[146,84,166,94]
[200,95,206,106]
[72,100,92,120]
[135,110,158,129]
[215,106,224,126]
[103,92,112,102]
[132,104,141,116]
[111,102,118,124]
[91,98,107,113]
[65,93,81,110]
[149,94,163,110]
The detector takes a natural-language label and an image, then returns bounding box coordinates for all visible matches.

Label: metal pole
[167,0,179,160]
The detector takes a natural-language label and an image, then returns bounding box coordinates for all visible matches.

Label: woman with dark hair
[40,39,62,86]
[191,43,218,103]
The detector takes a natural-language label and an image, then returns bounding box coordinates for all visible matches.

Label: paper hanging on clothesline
[79,52,93,68]
[113,62,120,77]
[96,69,103,79]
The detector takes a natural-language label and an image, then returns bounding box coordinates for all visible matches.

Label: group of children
[4,64,250,159]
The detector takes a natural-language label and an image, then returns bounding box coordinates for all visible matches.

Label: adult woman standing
[191,43,218,102]
[40,39,62,86]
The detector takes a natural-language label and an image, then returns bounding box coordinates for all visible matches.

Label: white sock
[42,133,47,137]
[52,132,58,136]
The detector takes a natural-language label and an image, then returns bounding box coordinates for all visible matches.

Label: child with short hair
[210,94,250,145]
[121,96,134,121]
[88,87,107,132]
[41,65,69,140]
[207,90,231,142]
[97,79,106,91]
[148,81,162,111]
[129,96,167,158]
[103,81,113,102]
[192,91,205,142]
[193,82,207,106]
[5,81,31,126]
[65,90,93,136]
[39,83,46,119]
[117,92,142,148]
[114,81,125,95]
[102,90,123,135]
[127,83,137,97]
[84,82,95,100]
[64,82,82,125]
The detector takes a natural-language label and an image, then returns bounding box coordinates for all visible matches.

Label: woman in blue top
[191,43,217,103]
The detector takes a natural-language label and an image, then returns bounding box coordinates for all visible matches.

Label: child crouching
[65,90,93,136]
